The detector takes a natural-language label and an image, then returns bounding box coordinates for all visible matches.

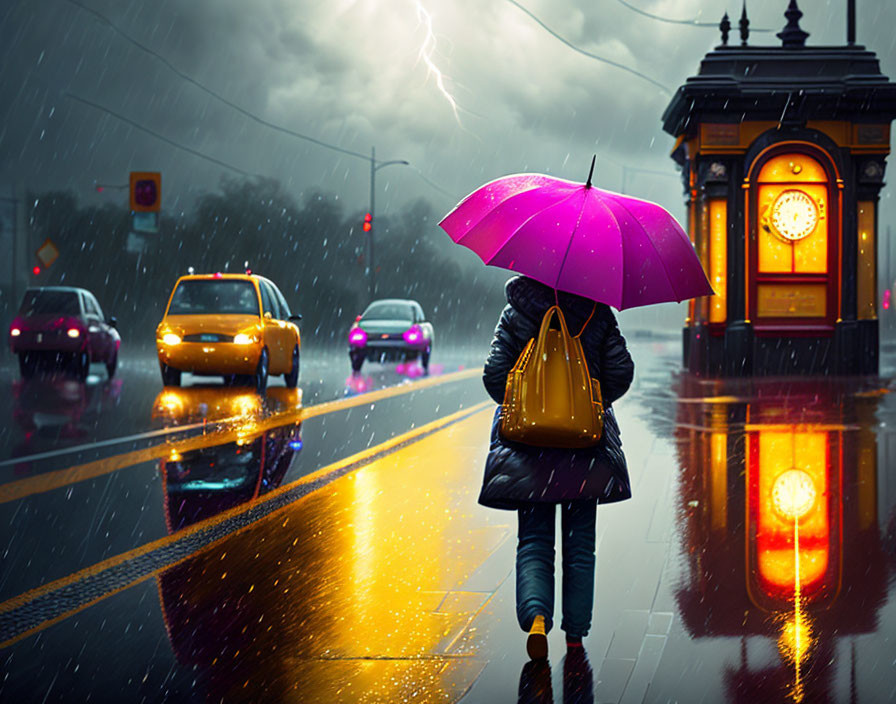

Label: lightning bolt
[415,1,461,125]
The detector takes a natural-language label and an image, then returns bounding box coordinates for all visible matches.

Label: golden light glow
[756,284,826,318]
[756,430,829,590]
[710,431,727,531]
[857,201,877,320]
[776,519,816,704]
[772,469,817,521]
[162,332,182,346]
[154,409,499,700]
[687,199,697,325]
[769,190,819,242]
[709,198,727,324]
[756,154,829,276]
[758,154,827,183]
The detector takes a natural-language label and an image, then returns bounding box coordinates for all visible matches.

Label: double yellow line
[0,400,493,649]
[0,368,482,506]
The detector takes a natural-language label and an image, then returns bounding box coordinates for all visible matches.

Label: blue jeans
[516,501,597,638]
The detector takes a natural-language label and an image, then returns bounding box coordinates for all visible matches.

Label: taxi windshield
[168,280,259,316]
[362,302,414,321]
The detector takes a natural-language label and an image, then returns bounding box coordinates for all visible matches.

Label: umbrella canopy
[438,165,713,310]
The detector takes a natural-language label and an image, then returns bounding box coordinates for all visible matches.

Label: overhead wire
[61,0,459,200]
[612,0,773,32]
[61,0,372,162]
[65,93,254,176]
[503,0,671,95]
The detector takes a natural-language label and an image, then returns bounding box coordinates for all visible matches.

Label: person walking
[481,275,634,659]
[438,158,710,658]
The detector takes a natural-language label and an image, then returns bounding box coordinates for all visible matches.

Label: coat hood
[505,276,605,329]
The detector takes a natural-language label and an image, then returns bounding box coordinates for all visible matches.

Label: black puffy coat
[479,276,635,510]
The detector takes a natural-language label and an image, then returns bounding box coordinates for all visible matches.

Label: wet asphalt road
[2,338,896,703]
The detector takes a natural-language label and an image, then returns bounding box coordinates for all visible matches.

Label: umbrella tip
[585,155,596,189]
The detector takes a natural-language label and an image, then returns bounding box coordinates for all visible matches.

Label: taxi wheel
[160,362,181,387]
[255,348,269,395]
[284,346,300,388]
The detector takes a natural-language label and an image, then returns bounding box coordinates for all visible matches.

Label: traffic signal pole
[366,147,409,303]
[369,146,375,301]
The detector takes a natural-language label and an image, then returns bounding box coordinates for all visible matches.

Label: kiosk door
[749,150,839,333]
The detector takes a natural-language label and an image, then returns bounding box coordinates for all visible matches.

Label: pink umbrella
[438,158,712,310]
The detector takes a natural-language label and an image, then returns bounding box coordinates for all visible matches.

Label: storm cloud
[2,0,895,328]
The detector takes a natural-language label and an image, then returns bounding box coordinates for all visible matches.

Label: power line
[408,165,460,201]
[613,0,773,32]
[504,0,671,95]
[65,93,254,176]
[63,0,372,162]
[62,0,460,202]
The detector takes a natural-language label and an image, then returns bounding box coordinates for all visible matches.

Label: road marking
[0,402,494,648]
[0,368,481,470]
[0,422,209,469]
[0,367,482,505]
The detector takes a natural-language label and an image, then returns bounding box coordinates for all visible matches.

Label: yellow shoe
[527,614,548,660]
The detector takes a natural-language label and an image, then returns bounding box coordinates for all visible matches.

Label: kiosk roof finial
[778,0,810,48]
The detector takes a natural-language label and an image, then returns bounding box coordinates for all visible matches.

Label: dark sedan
[347,298,433,373]
[9,286,120,380]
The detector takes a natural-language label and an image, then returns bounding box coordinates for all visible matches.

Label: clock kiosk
[662,0,896,375]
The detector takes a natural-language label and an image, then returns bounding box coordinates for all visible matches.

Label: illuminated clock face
[770,189,819,242]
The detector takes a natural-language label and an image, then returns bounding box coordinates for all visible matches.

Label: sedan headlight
[162,333,182,346]
[233,333,256,345]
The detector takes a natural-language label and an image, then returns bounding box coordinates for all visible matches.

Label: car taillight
[10,328,21,337]
[403,325,423,344]
[67,328,81,338]
[349,328,367,347]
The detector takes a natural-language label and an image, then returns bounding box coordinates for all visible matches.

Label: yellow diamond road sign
[36,239,59,268]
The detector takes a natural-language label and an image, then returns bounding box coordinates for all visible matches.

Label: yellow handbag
[500,304,604,448]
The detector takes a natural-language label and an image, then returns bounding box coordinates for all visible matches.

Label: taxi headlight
[233,333,256,345]
[162,333,182,346]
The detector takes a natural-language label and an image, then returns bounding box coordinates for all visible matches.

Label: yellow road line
[0,367,483,506]
[0,401,494,632]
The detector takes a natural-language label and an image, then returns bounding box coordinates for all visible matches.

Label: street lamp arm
[374,159,410,172]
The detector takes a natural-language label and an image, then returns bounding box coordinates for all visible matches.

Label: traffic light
[130,172,161,212]
[363,213,372,232]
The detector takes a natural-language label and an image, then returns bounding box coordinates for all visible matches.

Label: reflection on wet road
[2,342,896,702]
[664,375,892,704]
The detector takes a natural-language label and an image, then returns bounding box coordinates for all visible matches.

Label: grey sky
[2,0,895,327]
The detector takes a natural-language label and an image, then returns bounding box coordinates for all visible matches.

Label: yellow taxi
[156,273,301,393]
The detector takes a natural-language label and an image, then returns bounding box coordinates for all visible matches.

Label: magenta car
[347,299,434,373]
[9,287,120,380]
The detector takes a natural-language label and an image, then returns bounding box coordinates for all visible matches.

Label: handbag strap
[574,303,598,339]
[552,288,597,339]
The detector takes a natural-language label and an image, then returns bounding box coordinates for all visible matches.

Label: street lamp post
[368,146,409,301]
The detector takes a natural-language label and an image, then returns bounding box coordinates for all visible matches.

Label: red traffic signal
[130,172,161,212]
[32,266,41,276]
[362,212,372,232]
